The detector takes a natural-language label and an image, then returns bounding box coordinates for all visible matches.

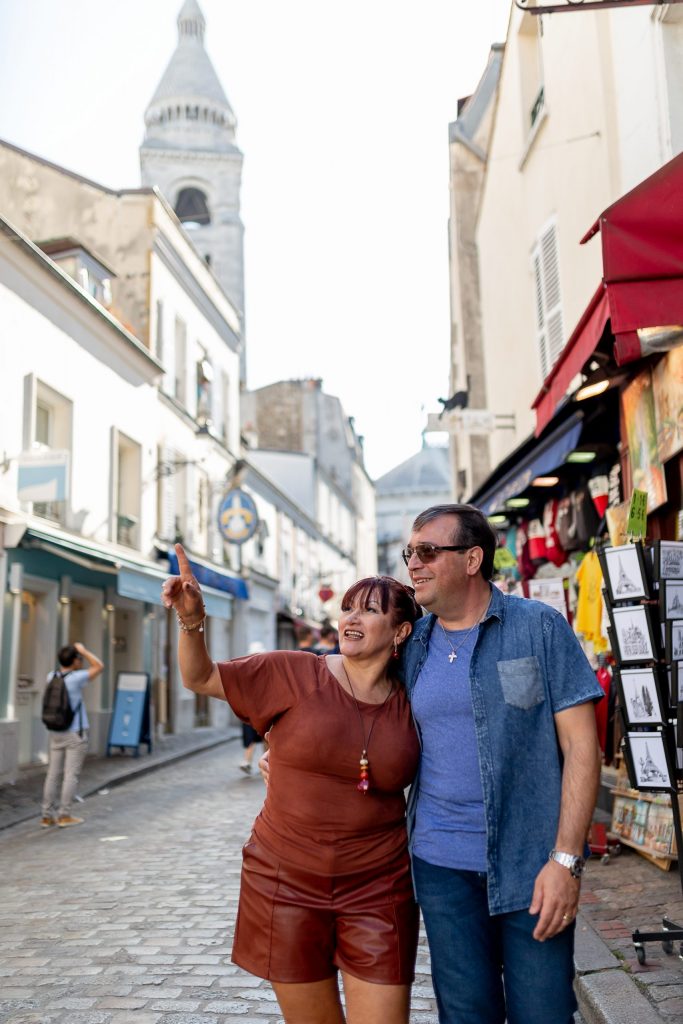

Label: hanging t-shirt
[575,550,608,653]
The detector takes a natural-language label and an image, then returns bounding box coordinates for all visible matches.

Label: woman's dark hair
[412,503,497,581]
[341,574,422,642]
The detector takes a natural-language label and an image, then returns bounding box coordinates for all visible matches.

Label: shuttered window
[532,221,564,381]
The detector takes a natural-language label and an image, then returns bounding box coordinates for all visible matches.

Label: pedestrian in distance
[41,641,104,828]
[239,641,267,774]
[295,624,318,653]
[315,623,340,655]
[162,544,423,1024]
[402,503,603,1024]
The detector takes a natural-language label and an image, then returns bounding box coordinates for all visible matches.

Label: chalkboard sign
[107,672,152,757]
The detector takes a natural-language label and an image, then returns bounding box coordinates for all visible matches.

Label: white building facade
[445,3,683,483]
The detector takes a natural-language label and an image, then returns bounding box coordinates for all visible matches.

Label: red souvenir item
[528,519,547,563]
[588,476,609,518]
[516,522,535,579]
[543,500,566,567]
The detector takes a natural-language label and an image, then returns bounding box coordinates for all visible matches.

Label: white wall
[0,237,160,552]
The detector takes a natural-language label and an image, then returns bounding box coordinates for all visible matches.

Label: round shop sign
[217,488,259,545]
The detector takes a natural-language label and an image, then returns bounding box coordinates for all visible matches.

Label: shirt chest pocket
[497,656,545,710]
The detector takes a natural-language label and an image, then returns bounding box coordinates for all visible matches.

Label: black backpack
[41,671,80,732]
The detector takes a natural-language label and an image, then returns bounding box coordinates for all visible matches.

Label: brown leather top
[218,651,420,875]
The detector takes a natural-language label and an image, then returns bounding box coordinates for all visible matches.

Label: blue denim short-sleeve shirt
[403,584,603,915]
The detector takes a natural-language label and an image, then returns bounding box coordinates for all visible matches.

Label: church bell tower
[140,0,245,364]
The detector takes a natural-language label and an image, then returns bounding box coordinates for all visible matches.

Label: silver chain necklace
[438,599,490,664]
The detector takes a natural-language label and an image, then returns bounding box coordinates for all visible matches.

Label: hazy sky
[0,0,511,479]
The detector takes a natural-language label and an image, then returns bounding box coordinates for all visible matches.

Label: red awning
[581,153,683,282]
[532,285,610,435]
[533,154,683,435]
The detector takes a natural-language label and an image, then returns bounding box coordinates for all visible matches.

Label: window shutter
[532,252,549,380]
[212,369,224,439]
[533,223,564,379]
[184,464,196,548]
[160,445,176,542]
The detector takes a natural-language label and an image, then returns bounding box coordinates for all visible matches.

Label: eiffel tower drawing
[639,743,667,784]
[615,557,639,596]
[669,591,683,614]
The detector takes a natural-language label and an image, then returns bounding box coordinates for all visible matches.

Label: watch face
[570,858,585,878]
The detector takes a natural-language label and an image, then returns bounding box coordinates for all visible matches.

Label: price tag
[626,489,648,540]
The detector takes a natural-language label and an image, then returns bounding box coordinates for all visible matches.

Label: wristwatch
[549,849,586,878]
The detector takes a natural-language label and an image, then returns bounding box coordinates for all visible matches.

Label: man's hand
[161,544,205,622]
[72,641,104,679]
[528,860,580,941]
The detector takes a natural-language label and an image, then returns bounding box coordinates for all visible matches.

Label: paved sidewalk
[574,836,683,1023]
[4,733,681,1022]
[0,725,241,832]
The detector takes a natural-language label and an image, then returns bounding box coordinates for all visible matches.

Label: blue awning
[167,551,249,601]
[477,413,584,516]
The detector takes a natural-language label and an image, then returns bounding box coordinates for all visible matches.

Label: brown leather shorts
[231,837,419,985]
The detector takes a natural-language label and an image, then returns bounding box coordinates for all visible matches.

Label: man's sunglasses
[401,543,471,566]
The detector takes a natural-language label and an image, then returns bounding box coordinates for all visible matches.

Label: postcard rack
[598,540,683,964]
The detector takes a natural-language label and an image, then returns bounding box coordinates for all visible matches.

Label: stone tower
[140,0,245,368]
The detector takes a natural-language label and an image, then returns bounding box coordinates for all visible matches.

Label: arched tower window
[175,187,211,228]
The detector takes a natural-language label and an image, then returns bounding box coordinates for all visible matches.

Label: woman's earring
[392,640,399,659]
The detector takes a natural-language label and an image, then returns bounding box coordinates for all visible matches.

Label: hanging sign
[17,450,70,502]
[627,489,649,541]
[217,488,259,545]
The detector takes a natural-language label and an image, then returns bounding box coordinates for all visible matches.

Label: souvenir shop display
[599,540,683,963]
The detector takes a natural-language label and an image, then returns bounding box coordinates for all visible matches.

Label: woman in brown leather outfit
[162,544,422,1024]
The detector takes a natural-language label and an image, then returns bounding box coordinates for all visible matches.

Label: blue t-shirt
[411,623,487,871]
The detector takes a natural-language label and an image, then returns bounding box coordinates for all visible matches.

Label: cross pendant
[448,651,457,663]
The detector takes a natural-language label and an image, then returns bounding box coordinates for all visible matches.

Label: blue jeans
[413,856,576,1024]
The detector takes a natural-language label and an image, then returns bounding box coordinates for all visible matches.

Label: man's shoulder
[500,592,562,624]
[411,614,436,639]
[67,669,91,686]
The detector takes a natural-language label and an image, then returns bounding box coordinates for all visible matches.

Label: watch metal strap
[549,850,576,870]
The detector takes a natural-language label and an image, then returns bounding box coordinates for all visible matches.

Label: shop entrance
[16,577,58,766]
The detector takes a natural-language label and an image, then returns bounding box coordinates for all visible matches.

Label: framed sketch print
[616,668,666,727]
[599,543,651,604]
[623,730,674,792]
[608,604,657,665]
[653,540,683,581]
[666,619,683,662]
[661,580,683,620]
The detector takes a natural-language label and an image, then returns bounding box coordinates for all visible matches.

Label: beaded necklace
[339,660,394,794]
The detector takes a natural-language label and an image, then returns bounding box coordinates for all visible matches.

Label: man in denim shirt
[402,504,602,1024]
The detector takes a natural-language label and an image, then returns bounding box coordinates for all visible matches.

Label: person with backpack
[41,641,104,828]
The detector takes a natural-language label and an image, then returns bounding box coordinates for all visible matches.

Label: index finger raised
[175,543,194,580]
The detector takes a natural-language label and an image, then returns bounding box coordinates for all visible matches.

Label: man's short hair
[320,625,338,642]
[297,626,314,645]
[412,503,497,581]
[57,645,80,668]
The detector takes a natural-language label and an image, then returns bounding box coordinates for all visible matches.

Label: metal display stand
[598,541,683,963]
[632,799,683,964]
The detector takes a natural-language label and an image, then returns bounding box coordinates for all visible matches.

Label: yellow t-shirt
[575,550,608,653]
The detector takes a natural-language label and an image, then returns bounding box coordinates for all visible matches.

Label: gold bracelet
[176,613,206,633]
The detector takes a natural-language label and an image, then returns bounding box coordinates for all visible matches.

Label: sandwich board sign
[107,672,152,757]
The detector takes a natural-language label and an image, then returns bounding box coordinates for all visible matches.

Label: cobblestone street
[0,743,441,1024]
